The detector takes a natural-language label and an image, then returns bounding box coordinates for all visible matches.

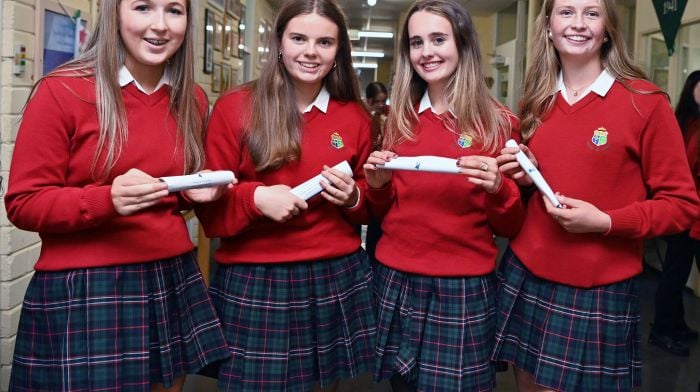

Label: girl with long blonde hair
[5,0,233,390]
[363,0,522,390]
[493,0,699,389]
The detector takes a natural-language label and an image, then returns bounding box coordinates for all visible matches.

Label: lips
[421,61,443,70]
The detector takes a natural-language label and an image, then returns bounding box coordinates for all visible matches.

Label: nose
[421,43,435,58]
[150,11,167,31]
[571,12,586,29]
[303,42,318,57]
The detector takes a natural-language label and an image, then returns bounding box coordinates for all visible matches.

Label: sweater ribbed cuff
[81,185,119,226]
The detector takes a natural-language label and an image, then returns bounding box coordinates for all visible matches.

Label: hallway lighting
[358,31,393,39]
[367,0,377,5]
[353,62,378,69]
[351,51,385,58]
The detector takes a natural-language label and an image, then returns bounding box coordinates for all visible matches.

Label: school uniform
[365,92,523,391]
[195,86,380,392]
[491,70,700,391]
[4,68,231,391]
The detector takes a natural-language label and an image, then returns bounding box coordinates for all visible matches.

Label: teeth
[299,62,319,69]
[145,39,167,45]
[567,35,588,41]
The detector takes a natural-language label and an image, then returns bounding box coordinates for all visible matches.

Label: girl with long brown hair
[195,0,376,390]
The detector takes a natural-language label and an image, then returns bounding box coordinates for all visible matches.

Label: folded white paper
[290,161,353,200]
[160,171,236,192]
[377,156,460,174]
[505,139,562,208]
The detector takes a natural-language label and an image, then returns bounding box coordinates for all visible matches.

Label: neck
[427,84,448,114]
[294,81,322,112]
[125,62,166,94]
[560,59,603,91]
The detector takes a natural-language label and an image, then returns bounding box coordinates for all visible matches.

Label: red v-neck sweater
[196,87,383,264]
[366,109,524,277]
[511,80,699,287]
[5,75,205,270]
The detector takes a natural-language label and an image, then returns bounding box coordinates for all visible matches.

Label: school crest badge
[330,132,344,149]
[457,134,473,148]
[591,128,608,146]
[587,127,610,151]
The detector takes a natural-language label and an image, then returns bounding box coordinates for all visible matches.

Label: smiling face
[548,0,606,65]
[279,12,339,93]
[119,0,187,78]
[407,10,459,93]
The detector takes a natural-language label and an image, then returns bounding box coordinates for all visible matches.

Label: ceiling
[267,0,517,61]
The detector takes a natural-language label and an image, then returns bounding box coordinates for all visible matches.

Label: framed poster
[226,0,241,18]
[212,63,222,93]
[203,9,214,74]
[237,5,247,58]
[222,63,232,91]
[35,0,91,77]
[258,19,268,65]
[214,15,223,52]
[208,0,224,12]
[231,18,240,58]
[223,16,233,59]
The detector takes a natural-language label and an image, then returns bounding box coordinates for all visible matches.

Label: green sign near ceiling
[652,0,688,56]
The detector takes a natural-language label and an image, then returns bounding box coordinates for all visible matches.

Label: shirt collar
[118,65,171,94]
[417,90,456,117]
[556,69,615,100]
[302,86,330,113]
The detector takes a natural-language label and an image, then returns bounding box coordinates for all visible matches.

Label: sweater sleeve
[4,79,119,233]
[194,94,265,238]
[606,97,700,238]
[485,122,525,237]
[485,177,524,238]
[339,116,374,224]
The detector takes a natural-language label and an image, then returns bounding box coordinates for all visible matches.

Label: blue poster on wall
[43,9,87,75]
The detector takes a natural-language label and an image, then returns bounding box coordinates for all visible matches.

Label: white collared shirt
[557,69,615,103]
[118,66,171,94]
[302,86,330,113]
[417,90,456,117]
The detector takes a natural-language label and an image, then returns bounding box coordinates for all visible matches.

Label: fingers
[457,156,502,193]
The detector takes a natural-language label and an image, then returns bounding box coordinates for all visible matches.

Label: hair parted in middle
[37,0,203,179]
[384,0,514,152]
[246,0,362,171]
[518,0,652,140]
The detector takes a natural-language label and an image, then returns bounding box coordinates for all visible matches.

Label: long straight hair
[385,0,513,152]
[519,0,650,140]
[33,0,203,179]
[247,0,362,171]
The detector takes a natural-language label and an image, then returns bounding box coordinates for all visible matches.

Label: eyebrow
[288,32,337,41]
[409,32,448,40]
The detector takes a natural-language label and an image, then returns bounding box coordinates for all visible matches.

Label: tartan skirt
[209,249,376,392]
[373,262,497,392]
[9,252,231,392]
[491,249,641,391]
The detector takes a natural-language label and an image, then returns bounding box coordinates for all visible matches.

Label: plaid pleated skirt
[209,249,376,392]
[9,252,231,392]
[373,262,497,392]
[491,249,641,391]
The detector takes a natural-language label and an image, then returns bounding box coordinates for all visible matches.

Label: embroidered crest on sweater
[457,134,473,148]
[588,127,610,151]
[330,132,344,149]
